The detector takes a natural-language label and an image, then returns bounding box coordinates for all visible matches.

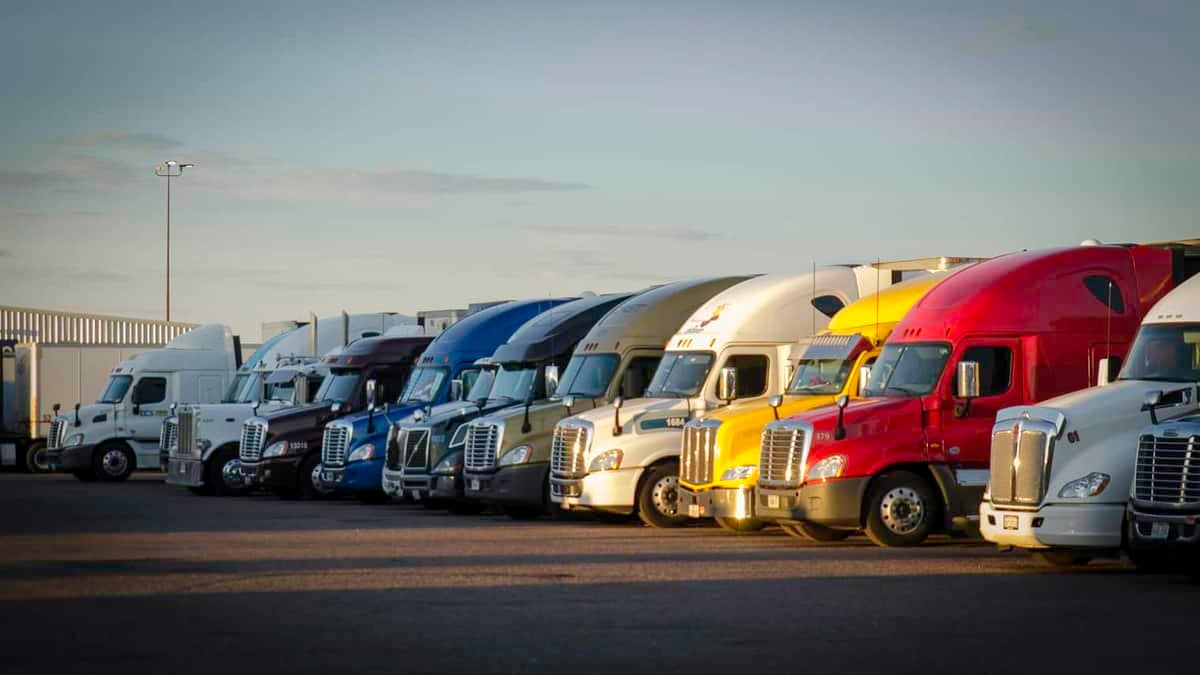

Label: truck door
[197,375,223,403]
[128,374,170,464]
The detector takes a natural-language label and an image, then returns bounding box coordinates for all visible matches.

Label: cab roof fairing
[417,298,578,370]
[490,293,635,365]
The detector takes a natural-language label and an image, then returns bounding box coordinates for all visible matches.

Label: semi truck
[238,332,432,499]
[755,242,1198,547]
[164,313,411,496]
[978,266,1200,566]
[551,267,900,527]
[44,324,244,482]
[386,295,622,511]
[678,270,953,534]
[464,278,750,519]
[319,300,573,502]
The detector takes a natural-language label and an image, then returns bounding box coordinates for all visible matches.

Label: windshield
[466,368,497,401]
[863,343,951,397]
[645,352,715,398]
[315,369,362,404]
[265,379,295,403]
[555,354,619,399]
[488,364,538,404]
[401,367,448,404]
[1120,324,1200,383]
[788,358,854,395]
[223,373,250,403]
[98,375,133,404]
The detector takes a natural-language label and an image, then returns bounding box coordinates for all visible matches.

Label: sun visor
[492,333,565,364]
[800,333,873,361]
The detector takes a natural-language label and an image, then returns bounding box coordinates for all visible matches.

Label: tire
[636,461,688,528]
[715,517,768,534]
[1033,550,1093,568]
[298,453,331,500]
[206,446,244,497]
[93,443,135,482]
[782,522,853,542]
[24,441,50,473]
[863,470,938,547]
[72,469,97,482]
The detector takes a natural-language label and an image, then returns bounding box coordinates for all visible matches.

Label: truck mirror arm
[954,398,973,419]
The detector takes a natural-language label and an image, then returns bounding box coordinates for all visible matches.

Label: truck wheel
[864,471,938,547]
[715,517,768,534]
[298,454,332,500]
[72,469,97,482]
[206,446,244,497]
[782,522,852,542]
[637,462,688,528]
[24,441,50,473]
[1033,551,1093,568]
[93,443,135,482]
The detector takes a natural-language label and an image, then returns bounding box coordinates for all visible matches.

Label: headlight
[262,441,289,458]
[588,449,623,472]
[1057,472,1110,499]
[65,434,85,448]
[348,443,377,462]
[499,445,533,466]
[806,455,847,481]
[720,465,757,481]
[448,425,469,448]
[198,439,213,454]
[431,451,463,475]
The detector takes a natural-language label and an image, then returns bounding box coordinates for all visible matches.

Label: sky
[1,0,1197,339]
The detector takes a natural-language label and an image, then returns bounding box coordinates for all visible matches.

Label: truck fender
[864,463,948,529]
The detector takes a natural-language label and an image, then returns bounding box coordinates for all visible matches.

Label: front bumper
[464,463,548,506]
[979,500,1125,550]
[678,485,757,520]
[47,444,96,472]
[755,477,870,529]
[318,458,383,493]
[1127,504,1200,551]
[165,457,205,487]
[240,455,303,490]
[551,467,643,514]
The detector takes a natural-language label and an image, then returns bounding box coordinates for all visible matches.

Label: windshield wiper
[883,385,922,397]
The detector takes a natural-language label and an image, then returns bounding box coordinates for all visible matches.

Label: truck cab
[45,324,241,482]
[678,271,951,533]
[980,269,1200,565]
[320,300,573,502]
[238,334,432,499]
[464,278,750,519]
[552,268,898,527]
[757,243,1195,547]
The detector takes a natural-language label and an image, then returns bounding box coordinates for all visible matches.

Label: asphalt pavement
[1,473,1196,675]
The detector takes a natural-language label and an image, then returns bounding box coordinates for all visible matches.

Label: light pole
[154,161,193,322]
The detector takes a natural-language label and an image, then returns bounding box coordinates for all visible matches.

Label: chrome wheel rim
[31,447,50,472]
[221,458,244,489]
[311,464,334,495]
[101,449,129,477]
[651,474,679,517]
[880,486,925,535]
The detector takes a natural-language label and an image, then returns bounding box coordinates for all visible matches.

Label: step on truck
[756,241,1200,547]
[239,331,432,499]
[552,267,901,527]
[384,295,621,511]
[164,313,410,495]
[464,278,750,519]
[678,267,958,534]
[320,300,573,502]
[44,324,243,482]
[977,261,1200,566]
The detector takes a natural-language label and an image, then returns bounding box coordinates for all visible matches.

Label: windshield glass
[466,368,497,401]
[554,354,619,399]
[223,372,250,403]
[98,375,133,404]
[401,367,449,404]
[645,352,715,398]
[315,369,362,404]
[1120,324,1200,383]
[788,358,854,395]
[488,364,538,404]
[265,379,295,403]
[863,343,951,397]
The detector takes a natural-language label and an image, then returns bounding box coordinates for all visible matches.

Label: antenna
[811,261,817,336]
[874,258,881,346]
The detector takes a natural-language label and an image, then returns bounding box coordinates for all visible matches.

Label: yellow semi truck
[677,272,949,536]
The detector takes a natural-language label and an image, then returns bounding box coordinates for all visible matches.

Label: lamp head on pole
[155,161,194,177]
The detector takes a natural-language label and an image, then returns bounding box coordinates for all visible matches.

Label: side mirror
[331,402,343,415]
[834,394,849,440]
[450,379,464,401]
[956,361,981,400]
[545,365,560,397]
[562,395,576,410]
[1143,389,1164,424]
[613,396,624,410]
[857,366,872,397]
[717,367,738,404]
[768,394,783,421]
[836,394,849,409]
[612,396,624,437]
[1097,357,1120,387]
[365,379,378,411]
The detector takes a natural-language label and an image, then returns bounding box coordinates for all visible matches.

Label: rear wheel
[715,517,768,534]
[206,446,244,497]
[24,441,50,473]
[637,462,688,528]
[1033,550,1093,568]
[864,471,938,547]
[93,443,135,482]
[782,522,853,542]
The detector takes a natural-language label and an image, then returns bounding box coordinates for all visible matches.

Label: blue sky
[1,0,1197,339]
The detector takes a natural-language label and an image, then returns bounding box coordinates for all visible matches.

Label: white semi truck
[980,272,1200,566]
[164,313,414,495]
[45,324,244,482]
[551,267,904,527]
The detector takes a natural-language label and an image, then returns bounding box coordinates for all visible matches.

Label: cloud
[520,223,717,241]
[0,170,73,191]
[288,169,590,194]
[0,157,147,193]
[59,131,182,150]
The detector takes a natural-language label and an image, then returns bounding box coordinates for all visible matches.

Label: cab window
[619,356,661,398]
[1083,276,1125,314]
[959,347,1012,397]
[721,354,770,398]
[132,377,167,405]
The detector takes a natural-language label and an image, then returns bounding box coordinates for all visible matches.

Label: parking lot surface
[1,474,1196,675]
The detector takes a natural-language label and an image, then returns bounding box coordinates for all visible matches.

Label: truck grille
[239,419,267,462]
[47,418,67,451]
[1134,434,1200,505]
[386,424,402,470]
[680,420,721,485]
[464,422,500,471]
[177,407,197,456]
[399,427,431,470]
[322,423,352,467]
[757,422,808,487]
[160,418,178,456]
[989,418,1056,506]
[551,423,590,479]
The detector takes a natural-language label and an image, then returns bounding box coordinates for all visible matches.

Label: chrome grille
[176,407,197,456]
[988,415,1057,506]
[758,422,808,487]
[47,418,67,450]
[322,424,352,467]
[239,419,267,462]
[160,418,178,456]
[400,427,431,470]
[680,420,720,485]
[464,422,499,471]
[551,423,590,479]
[1135,435,1200,505]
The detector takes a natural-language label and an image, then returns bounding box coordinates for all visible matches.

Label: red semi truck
[754,242,1199,547]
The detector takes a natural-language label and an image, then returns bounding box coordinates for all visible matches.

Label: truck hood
[703,393,841,482]
[259,401,348,439]
[55,403,116,442]
[188,402,259,423]
[566,396,692,433]
[474,398,608,460]
[786,396,924,442]
[337,403,425,447]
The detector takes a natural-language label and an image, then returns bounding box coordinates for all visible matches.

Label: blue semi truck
[317,299,575,502]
